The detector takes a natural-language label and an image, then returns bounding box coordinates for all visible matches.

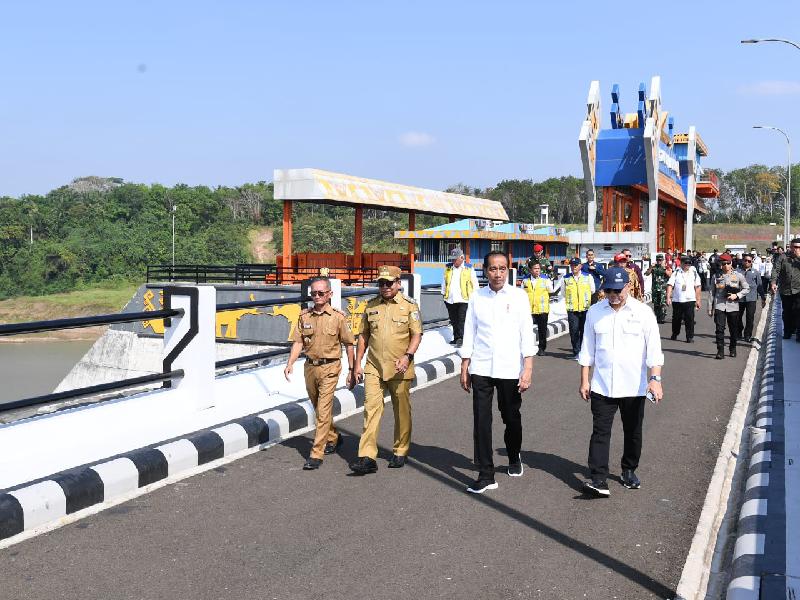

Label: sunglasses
[378,279,399,287]
[720,261,731,265]
[604,288,624,294]
[309,290,329,297]
[743,259,752,263]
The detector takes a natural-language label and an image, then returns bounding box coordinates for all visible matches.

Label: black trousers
[567,310,587,355]
[671,301,696,340]
[588,392,645,480]
[471,375,523,480]
[699,272,708,291]
[445,301,468,342]
[738,301,757,340]
[781,293,800,338]
[532,313,548,351]
[714,309,739,350]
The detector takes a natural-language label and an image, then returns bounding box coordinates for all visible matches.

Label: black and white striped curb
[726,299,785,599]
[0,352,464,544]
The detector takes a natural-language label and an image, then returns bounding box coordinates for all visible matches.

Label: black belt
[306,357,340,366]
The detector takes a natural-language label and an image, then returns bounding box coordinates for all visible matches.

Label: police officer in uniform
[285,276,356,470]
[564,257,595,357]
[708,253,750,359]
[523,262,553,356]
[645,254,671,324]
[351,266,423,474]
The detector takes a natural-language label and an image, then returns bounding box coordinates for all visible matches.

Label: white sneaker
[467,479,499,494]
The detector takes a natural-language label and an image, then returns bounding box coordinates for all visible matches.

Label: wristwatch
[649,375,662,382]
[404,352,414,361]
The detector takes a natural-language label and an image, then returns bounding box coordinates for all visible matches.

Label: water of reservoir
[0,341,93,407]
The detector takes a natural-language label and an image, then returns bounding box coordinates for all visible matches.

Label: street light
[170,200,177,267]
[741,38,800,51]
[753,125,791,243]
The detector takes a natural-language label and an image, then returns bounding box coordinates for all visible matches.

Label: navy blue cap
[602,267,629,290]
[569,257,582,266]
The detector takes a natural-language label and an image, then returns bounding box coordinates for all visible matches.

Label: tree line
[0,166,796,299]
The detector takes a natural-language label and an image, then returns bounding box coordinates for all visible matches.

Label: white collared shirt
[578,297,664,397]
[442,265,479,304]
[667,267,701,303]
[460,283,536,379]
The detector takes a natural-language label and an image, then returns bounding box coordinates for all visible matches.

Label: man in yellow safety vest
[442,246,479,348]
[564,257,595,358]
[523,262,553,356]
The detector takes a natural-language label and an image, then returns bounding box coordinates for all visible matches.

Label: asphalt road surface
[2,306,759,600]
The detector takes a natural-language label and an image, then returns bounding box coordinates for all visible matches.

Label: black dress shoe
[324,435,344,455]
[303,458,322,470]
[388,455,406,468]
[536,349,546,356]
[349,457,378,475]
[454,339,463,348]
[670,334,678,341]
[715,350,724,360]
[620,469,641,489]
[729,347,737,357]
[686,338,694,343]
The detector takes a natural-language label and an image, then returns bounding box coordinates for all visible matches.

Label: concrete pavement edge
[674,298,772,600]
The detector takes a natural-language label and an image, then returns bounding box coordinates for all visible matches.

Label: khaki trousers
[358,375,412,459]
[304,361,341,459]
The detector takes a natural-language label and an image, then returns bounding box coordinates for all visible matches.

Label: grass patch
[0,281,140,324]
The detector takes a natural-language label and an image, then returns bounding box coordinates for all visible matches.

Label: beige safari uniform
[291,304,355,460]
[358,293,423,459]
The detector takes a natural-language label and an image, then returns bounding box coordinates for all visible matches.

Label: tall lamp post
[742,37,799,243]
[753,126,791,244]
[170,200,177,267]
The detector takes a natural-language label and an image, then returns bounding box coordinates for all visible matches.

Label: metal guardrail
[147,264,412,286]
[3,370,186,412]
[2,282,448,411]
[0,309,183,337]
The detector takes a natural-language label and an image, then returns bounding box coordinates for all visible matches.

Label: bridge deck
[1,310,756,599]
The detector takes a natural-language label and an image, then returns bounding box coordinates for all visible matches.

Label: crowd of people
[282,239,800,499]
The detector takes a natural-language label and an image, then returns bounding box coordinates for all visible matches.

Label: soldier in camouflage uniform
[645,254,671,324]
[518,243,554,280]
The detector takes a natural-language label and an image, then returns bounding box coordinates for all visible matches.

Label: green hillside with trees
[1,165,798,299]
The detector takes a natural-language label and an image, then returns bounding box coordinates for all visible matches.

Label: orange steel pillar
[464,238,470,263]
[282,200,293,278]
[354,206,363,268]
[407,211,416,273]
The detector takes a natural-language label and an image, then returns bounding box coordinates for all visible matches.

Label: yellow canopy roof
[274,168,509,220]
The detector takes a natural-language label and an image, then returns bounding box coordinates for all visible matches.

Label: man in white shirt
[666,255,702,343]
[578,267,664,497]
[441,246,479,348]
[460,250,536,494]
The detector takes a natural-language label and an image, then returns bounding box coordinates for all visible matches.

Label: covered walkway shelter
[273,168,509,282]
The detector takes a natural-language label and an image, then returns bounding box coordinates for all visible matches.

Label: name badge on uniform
[302,323,312,329]
[681,284,687,291]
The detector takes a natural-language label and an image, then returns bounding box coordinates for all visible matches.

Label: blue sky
[1,1,799,197]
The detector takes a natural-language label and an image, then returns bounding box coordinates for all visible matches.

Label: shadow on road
[326,425,674,598]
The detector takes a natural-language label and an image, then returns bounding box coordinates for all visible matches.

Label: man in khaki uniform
[351,266,423,475]
[285,276,355,470]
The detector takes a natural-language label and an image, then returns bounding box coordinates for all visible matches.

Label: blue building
[395,218,569,285]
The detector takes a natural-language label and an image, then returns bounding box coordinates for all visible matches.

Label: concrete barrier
[0,283,570,547]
